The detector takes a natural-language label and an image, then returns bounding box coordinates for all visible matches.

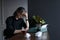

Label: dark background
[28,0,60,40]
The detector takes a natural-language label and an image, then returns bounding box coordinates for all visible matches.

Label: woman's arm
[14,30,22,34]
[6,17,22,34]
[5,17,15,36]
[25,20,29,31]
[14,13,29,34]
[24,12,29,31]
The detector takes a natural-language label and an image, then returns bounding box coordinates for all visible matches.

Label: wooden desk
[9,33,35,40]
[9,32,49,40]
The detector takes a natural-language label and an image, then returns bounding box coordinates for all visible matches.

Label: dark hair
[13,7,26,17]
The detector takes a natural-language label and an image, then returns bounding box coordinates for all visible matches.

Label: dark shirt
[4,16,26,39]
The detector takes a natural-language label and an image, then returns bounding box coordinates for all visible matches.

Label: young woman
[4,7,29,39]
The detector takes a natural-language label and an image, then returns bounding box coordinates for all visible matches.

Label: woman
[4,7,29,39]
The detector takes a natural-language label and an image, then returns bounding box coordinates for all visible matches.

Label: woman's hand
[22,12,28,19]
[14,30,22,34]
[21,27,29,32]
[25,27,29,31]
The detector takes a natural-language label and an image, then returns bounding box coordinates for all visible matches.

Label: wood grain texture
[8,32,49,40]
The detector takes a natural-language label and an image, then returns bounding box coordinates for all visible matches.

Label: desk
[9,33,35,40]
[8,32,49,40]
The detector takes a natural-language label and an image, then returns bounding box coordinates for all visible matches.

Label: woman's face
[17,12,22,18]
[17,11,26,18]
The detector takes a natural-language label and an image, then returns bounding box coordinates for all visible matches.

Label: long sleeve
[21,19,27,28]
[4,16,15,38]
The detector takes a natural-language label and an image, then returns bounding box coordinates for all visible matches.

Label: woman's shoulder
[7,16,14,19]
[6,16,14,21]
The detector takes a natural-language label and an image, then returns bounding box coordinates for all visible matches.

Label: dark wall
[28,0,60,40]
